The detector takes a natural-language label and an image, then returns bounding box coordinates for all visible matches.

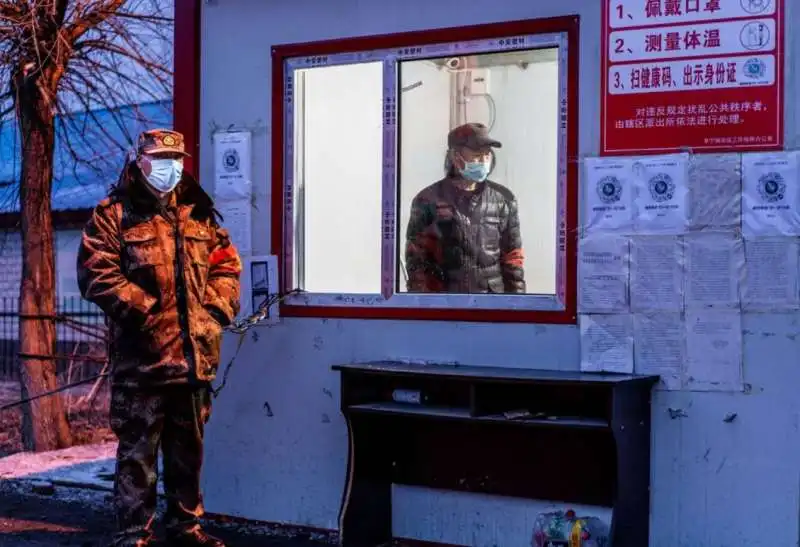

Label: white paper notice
[633,153,689,234]
[579,314,634,374]
[688,154,741,231]
[742,152,800,236]
[213,131,253,201]
[684,233,743,309]
[578,236,629,313]
[630,236,683,312]
[685,311,743,392]
[633,313,684,390]
[216,200,252,256]
[583,157,634,233]
[743,238,800,310]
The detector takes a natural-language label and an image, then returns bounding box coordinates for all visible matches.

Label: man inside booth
[404,122,526,294]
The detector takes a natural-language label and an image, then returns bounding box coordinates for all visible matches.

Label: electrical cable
[0,289,302,411]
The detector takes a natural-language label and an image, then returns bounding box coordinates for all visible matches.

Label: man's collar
[112,165,216,219]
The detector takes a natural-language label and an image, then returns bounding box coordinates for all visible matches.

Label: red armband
[502,248,524,267]
[209,246,242,275]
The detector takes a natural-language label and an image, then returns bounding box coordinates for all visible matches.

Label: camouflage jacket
[404,178,525,294]
[77,168,242,387]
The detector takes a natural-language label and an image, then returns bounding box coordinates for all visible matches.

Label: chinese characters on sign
[602,0,783,154]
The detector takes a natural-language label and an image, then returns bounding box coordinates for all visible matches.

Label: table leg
[338,414,392,547]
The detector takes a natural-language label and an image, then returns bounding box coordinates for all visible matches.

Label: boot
[111,537,151,547]
[111,529,153,547]
[167,525,226,547]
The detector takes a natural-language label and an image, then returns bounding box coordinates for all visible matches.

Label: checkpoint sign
[601,0,784,155]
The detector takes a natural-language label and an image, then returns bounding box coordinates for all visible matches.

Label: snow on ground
[0,442,116,489]
[0,473,116,511]
[0,445,336,545]
[0,441,164,494]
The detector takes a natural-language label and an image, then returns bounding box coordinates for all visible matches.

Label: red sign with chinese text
[601,0,784,155]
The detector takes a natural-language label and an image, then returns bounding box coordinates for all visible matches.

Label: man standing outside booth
[405,122,526,293]
[77,129,241,547]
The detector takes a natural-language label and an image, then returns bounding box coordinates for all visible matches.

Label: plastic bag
[531,509,611,547]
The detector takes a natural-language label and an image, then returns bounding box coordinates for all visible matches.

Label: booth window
[272,17,578,323]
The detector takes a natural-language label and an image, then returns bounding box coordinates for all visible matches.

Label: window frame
[271,16,580,324]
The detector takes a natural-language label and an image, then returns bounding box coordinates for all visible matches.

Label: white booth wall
[199,1,800,545]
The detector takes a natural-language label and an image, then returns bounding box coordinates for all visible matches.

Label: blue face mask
[460,160,491,183]
[144,159,183,194]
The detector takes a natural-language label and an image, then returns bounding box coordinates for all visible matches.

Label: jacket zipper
[171,213,197,382]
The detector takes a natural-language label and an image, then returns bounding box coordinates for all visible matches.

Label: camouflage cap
[447,123,502,149]
[137,128,190,157]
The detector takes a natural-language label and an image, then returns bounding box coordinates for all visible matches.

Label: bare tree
[0,0,172,451]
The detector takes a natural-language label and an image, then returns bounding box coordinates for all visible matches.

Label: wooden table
[333,361,658,547]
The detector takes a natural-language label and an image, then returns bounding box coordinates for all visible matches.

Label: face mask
[143,158,183,194]
[459,160,491,183]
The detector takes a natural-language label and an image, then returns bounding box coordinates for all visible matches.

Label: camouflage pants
[109,385,212,545]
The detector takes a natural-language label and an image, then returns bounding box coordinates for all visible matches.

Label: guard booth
[173,0,798,545]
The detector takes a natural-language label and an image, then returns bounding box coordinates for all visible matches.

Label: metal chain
[0,289,301,412]
[210,289,301,397]
[225,289,300,334]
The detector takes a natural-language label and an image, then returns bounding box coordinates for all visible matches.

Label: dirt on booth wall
[0,382,114,457]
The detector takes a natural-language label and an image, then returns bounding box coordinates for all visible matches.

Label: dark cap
[137,128,189,157]
[447,123,502,150]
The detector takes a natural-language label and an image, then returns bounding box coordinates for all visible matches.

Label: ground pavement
[0,479,333,546]
[0,440,336,546]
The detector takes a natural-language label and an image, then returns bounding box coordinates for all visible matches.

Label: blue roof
[0,100,172,213]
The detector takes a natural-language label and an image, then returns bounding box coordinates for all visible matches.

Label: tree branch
[0,102,14,119]
[0,2,24,20]
[53,108,98,182]
[65,0,126,45]
[54,0,69,24]
[70,55,166,102]
[51,91,131,190]
[59,72,132,151]
[105,10,171,24]
[73,39,170,77]
[0,84,14,137]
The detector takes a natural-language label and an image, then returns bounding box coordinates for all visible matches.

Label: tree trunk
[16,78,72,452]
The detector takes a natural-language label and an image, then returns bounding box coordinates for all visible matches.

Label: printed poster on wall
[632,153,689,233]
[601,0,784,155]
[583,156,635,233]
[213,131,253,201]
[741,151,800,235]
[213,131,253,256]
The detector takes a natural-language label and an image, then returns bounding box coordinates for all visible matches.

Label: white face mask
[143,158,183,194]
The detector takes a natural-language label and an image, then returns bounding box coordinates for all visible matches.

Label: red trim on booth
[272,16,580,323]
[174,0,201,175]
